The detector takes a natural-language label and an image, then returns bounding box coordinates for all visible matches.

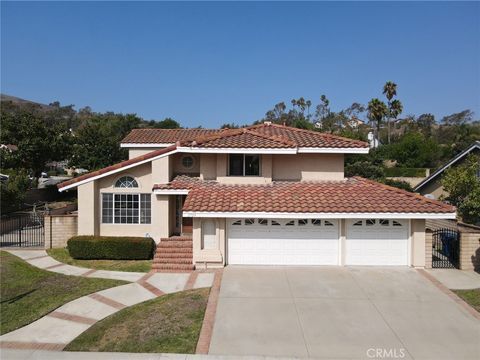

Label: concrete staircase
[152,236,194,272]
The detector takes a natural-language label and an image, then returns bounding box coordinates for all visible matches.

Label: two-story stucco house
[58,123,456,270]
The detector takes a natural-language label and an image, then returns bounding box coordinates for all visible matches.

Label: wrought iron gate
[0,212,45,247]
[432,228,460,268]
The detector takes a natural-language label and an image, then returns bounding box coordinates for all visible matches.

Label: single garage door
[228,218,339,265]
[346,219,409,266]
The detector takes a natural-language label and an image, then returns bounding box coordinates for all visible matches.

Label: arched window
[115,176,138,188]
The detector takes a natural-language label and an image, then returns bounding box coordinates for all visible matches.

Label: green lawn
[0,251,127,335]
[65,288,210,353]
[453,288,480,312]
[47,248,152,273]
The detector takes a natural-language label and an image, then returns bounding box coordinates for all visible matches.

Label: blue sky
[1,1,479,128]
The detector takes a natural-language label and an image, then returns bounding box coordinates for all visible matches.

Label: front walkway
[425,269,480,289]
[5,250,147,282]
[0,250,215,351]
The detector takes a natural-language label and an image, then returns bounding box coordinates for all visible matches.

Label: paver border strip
[0,341,65,351]
[89,293,126,310]
[195,269,223,354]
[82,269,97,276]
[45,263,65,270]
[24,254,50,261]
[48,311,97,325]
[138,280,165,297]
[417,269,480,320]
[184,271,199,290]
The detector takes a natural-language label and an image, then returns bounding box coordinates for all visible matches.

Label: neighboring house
[0,144,18,152]
[414,141,480,199]
[346,117,365,129]
[58,123,455,270]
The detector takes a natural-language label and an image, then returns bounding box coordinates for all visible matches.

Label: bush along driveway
[0,251,126,335]
[0,250,217,352]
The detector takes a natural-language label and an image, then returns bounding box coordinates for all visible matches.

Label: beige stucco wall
[77,181,99,236]
[77,162,172,242]
[128,148,164,159]
[424,229,433,269]
[192,218,225,269]
[272,153,344,181]
[199,154,217,180]
[171,153,200,175]
[199,153,343,184]
[411,219,426,267]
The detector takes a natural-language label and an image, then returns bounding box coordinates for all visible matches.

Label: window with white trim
[102,193,151,224]
[228,154,260,176]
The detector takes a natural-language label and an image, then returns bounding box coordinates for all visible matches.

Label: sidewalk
[2,349,294,360]
[5,249,146,282]
[425,269,480,289]
[1,250,216,351]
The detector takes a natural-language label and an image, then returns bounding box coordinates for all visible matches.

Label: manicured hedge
[67,236,155,260]
[384,167,428,178]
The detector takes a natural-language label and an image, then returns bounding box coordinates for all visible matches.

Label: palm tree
[383,81,398,144]
[367,98,388,148]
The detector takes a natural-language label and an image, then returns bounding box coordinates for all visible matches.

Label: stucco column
[411,219,426,268]
[77,182,99,236]
[152,195,170,241]
[425,229,433,269]
[152,156,171,184]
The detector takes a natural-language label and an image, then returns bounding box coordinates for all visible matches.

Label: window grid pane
[114,194,139,224]
[141,194,151,224]
[102,193,113,223]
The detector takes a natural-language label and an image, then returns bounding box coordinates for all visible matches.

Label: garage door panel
[346,219,408,266]
[228,219,339,265]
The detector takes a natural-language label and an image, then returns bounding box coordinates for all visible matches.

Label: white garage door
[228,218,339,265]
[346,219,409,266]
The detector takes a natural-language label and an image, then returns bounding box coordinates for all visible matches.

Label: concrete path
[426,269,480,289]
[1,349,294,360]
[4,249,147,282]
[0,251,215,350]
[210,266,480,360]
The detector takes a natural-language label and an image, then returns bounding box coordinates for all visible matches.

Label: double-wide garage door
[227,218,409,266]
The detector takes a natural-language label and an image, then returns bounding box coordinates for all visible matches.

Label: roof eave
[182,211,457,219]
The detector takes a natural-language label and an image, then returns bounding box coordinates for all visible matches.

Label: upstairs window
[228,154,260,176]
[115,176,138,188]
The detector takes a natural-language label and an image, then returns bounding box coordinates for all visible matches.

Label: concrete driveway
[209,267,480,360]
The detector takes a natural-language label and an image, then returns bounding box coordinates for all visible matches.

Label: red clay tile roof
[190,128,296,148]
[121,129,222,144]
[58,145,177,190]
[158,176,455,214]
[122,123,368,149]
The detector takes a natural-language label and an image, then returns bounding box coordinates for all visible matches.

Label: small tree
[442,154,480,224]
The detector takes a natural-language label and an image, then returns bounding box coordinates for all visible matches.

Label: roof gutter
[182,211,457,220]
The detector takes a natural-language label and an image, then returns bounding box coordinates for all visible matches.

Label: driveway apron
[209,266,480,360]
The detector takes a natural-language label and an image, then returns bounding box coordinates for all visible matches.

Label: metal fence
[432,228,460,269]
[0,211,45,247]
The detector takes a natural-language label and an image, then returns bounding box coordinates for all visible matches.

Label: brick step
[152,263,195,271]
[160,237,192,242]
[157,241,192,248]
[153,258,193,264]
[155,252,193,259]
[155,247,192,254]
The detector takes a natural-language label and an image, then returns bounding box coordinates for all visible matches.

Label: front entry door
[175,195,192,235]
